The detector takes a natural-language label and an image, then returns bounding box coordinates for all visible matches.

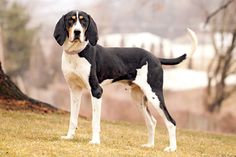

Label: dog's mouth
[71,38,81,43]
[68,34,81,43]
[63,38,85,54]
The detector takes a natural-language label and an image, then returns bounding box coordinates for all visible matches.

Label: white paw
[164,146,177,152]
[141,143,154,148]
[88,139,100,145]
[61,135,74,140]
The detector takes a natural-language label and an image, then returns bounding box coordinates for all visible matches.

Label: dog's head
[53,10,98,47]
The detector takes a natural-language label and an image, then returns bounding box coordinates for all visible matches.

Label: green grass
[0,109,235,157]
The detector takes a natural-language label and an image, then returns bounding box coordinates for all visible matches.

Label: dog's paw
[164,146,177,152]
[88,139,100,145]
[141,143,154,148]
[61,135,74,140]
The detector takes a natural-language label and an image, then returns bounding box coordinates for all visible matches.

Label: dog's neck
[63,39,88,55]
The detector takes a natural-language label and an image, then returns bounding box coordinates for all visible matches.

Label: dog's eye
[71,16,76,20]
[68,16,76,24]
[79,16,84,20]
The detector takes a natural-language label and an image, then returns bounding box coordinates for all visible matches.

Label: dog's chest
[62,52,91,89]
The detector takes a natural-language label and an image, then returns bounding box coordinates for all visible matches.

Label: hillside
[0,109,235,157]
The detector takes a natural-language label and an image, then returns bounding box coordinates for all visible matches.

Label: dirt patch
[0,97,63,113]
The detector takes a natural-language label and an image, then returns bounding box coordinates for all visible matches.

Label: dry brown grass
[0,109,235,157]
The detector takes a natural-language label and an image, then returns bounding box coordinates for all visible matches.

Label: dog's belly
[100,79,113,86]
[100,79,133,88]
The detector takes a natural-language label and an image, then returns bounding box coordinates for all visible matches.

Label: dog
[53,10,197,152]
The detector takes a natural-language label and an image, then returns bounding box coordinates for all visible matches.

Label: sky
[13,0,96,27]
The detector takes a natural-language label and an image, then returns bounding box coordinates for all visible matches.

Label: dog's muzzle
[74,30,81,40]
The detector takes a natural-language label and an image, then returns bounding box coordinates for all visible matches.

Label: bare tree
[204,0,235,26]
[0,62,59,112]
[205,0,236,112]
[0,27,4,70]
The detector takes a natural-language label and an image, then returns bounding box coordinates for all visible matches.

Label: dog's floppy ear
[85,15,98,46]
[53,15,67,46]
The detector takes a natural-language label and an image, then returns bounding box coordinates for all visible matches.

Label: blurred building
[99,32,171,57]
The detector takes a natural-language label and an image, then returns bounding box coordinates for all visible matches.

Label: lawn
[0,109,235,157]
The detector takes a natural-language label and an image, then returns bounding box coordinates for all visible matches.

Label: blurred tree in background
[0,0,36,76]
[205,0,236,112]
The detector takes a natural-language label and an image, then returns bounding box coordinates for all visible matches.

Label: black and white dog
[53,10,197,152]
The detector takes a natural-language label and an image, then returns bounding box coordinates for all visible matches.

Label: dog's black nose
[74,30,81,38]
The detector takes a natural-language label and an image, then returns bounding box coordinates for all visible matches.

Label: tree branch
[204,0,235,26]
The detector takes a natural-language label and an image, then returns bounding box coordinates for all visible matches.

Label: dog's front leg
[88,73,103,144]
[61,87,82,140]
[89,96,102,144]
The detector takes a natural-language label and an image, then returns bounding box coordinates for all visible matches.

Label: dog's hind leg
[142,87,176,152]
[61,86,82,140]
[139,87,177,152]
[154,90,176,152]
[130,86,156,148]
[140,98,157,148]
[133,63,176,151]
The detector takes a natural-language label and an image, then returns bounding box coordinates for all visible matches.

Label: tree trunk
[0,27,4,71]
[0,62,60,113]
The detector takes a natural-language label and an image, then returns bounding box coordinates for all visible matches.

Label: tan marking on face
[79,16,84,20]
[67,27,74,41]
[72,16,76,20]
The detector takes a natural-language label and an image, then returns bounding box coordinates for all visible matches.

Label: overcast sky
[13,0,97,27]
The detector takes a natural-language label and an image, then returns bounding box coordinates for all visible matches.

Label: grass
[0,109,235,157]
